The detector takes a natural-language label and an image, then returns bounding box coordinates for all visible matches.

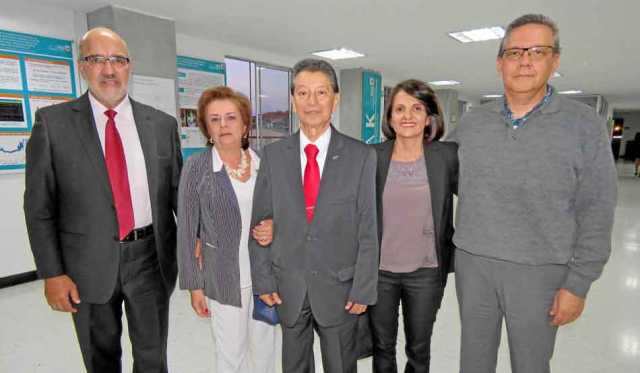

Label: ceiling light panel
[429,80,461,86]
[559,90,583,95]
[312,48,365,60]
[449,27,505,43]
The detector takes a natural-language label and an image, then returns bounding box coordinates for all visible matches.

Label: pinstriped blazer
[177,148,258,307]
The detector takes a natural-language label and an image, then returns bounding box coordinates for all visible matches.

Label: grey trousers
[72,236,169,373]
[455,249,566,373]
[282,295,358,373]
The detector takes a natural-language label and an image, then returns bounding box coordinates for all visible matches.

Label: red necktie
[304,144,320,223]
[104,109,134,240]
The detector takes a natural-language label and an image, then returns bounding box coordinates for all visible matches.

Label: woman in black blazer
[369,79,458,373]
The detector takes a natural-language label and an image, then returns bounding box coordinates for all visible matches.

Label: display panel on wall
[0,29,78,173]
[176,55,226,159]
[361,70,382,144]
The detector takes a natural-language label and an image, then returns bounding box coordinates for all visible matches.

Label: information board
[176,55,225,159]
[0,29,77,172]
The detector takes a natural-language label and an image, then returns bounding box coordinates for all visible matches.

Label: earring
[209,137,214,144]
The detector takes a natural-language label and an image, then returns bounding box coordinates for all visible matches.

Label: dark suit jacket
[373,140,458,285]
[249,129,379,327]
[24,92,182,304]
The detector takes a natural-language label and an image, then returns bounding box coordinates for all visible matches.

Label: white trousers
[208,286,277,373]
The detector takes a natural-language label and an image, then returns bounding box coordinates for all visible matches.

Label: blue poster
[177,55,226,159]
[361,70,382,144]
[0,29,77,172]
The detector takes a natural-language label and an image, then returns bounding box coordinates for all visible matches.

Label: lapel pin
[332,155,339,160]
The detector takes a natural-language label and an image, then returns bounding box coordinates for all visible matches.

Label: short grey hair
[498,14,561,57]
[290,58,339,94]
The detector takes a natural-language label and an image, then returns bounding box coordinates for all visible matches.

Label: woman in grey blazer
[177,86,276,373]
[369,79,458,373]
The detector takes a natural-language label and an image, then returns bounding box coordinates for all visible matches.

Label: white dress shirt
[211,147,261,288]
[300,125,332,181]
[89,93,152,229]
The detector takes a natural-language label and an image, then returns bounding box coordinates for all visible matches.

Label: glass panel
[225,57,257,139]
[257,65,291,141]
[224,58,251,99]
[226,58,292,150]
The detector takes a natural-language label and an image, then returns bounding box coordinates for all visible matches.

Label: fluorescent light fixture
[559,90,583,94]
[312,48,365,60]
[449,26,505,43]
[429,80,461,86]
[483,94,503,98]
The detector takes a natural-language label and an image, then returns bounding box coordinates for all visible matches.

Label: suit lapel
[284,132,306,217]
[130,98,157,211]
[377,141,393,199]
[314,128,344,212]
[424,142,444,238]
[71,93,112,200]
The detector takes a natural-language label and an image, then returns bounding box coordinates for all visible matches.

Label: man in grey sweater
[450,14,617,373]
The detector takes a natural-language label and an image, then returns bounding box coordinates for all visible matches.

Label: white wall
[0,2,86,277]
[176,34,298,69]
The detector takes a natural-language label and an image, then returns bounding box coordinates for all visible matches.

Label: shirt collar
[211,146,260,173]
[300,125,332,154]
[501,85,554,128]
[88,91,132,119]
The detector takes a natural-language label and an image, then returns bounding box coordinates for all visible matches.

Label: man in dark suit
[249,58,378,373]
[24,27,181,372]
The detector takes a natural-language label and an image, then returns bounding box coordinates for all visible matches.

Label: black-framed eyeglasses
[81,55,130,68]
[501,46,556,61]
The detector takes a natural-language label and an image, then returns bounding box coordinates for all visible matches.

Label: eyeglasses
[501,46,556,61]
[81,55,130,68]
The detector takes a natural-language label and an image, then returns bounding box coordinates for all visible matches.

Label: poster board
[176,55,226,159]
[0,29,77,172]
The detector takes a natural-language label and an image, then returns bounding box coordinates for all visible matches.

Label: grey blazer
[177,148,246,307]
[249,129,379,327]
[24,92,182,303]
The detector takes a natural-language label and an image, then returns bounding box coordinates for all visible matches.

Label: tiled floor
[1,162,639,372]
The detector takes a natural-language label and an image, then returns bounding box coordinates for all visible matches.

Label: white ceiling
[36,0,640,108]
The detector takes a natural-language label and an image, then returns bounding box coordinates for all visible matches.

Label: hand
[252,219,273,247]
[44,275,81,313]
[345,300,367,315]
[190,289,210,318]
[259,292,282,307]
[194,239,203,271]
[549,288,585,326]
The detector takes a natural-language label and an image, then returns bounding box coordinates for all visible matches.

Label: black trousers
[369,268,444,373]
[72,236,169,373]
[282,295,359,373]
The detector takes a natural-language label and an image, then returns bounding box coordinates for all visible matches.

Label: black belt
[121,225,154,242]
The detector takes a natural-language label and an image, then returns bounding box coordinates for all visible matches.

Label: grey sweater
[450,89,617,298]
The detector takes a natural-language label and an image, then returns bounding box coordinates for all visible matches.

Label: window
[225,57,292,150]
